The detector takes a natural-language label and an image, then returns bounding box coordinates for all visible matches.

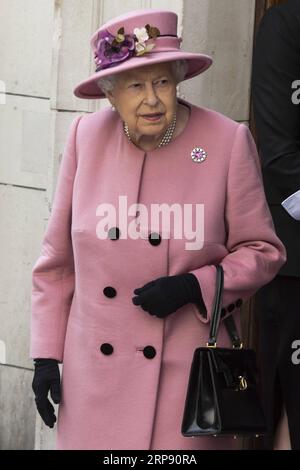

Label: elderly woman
[30,9,286,450]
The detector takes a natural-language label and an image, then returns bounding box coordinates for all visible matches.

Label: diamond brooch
[191,147,207,163]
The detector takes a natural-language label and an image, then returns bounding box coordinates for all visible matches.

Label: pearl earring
[111,105,116,111]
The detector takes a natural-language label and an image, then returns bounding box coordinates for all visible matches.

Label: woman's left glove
[132,273,205,318]
[32,358,61,428]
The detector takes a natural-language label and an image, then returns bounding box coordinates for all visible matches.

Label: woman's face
[106,62,177,143]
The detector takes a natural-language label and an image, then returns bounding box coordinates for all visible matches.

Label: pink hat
[73,9,213,99]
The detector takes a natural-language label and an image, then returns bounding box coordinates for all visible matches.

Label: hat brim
[73,52,212,99]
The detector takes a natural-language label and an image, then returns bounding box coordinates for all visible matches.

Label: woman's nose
[144,84,159,106]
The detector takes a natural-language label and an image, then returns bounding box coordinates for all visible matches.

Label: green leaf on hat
[116,33,125,43]
[136,43,155,56]
[148,26,160,38]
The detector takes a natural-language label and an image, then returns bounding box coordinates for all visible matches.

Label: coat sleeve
[189,123,287,323]
[30,115,82,361]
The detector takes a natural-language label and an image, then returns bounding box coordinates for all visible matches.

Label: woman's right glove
[32,358,61,428]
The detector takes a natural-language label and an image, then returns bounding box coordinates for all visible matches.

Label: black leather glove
[132,273,205,318]
[32,358,61,428]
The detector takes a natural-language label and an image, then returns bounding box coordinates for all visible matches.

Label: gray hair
[97,59,189,94]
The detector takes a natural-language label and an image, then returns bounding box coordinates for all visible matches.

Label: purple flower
[94,29,136,71]
[93,24,160,72]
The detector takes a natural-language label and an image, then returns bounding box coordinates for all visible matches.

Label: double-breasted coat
[30,98,286,450]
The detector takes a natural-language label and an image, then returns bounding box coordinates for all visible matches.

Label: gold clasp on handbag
[236,375,248,391]
[206,341,217,348]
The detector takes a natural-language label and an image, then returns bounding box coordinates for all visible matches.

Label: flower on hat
[133,27,149,43]
[133,25,160,56]
[94,24,160,71]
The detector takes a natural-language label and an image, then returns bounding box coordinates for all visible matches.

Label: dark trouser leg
[256,277,282,449]
[276,276,300,450]
[256,275,300,450]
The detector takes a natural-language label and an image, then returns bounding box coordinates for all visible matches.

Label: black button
[100,343,114,355]
[221,308,227,318]
[103,286,117,298]
[148,232,161,246]
[236,299,243,308]
[143,345,156,359]
[227,303,235,313]
[108,227,120,240]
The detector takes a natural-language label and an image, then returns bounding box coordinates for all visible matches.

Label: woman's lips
[142,113,163,122]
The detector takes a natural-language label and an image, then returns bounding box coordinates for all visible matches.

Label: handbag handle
[207,265,242,348]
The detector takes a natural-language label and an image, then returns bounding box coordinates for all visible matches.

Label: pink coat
[30,99,286,450]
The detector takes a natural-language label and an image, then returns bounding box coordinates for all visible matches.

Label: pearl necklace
[123,113,177,149]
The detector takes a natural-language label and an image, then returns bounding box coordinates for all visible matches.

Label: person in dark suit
[252,0,300,450]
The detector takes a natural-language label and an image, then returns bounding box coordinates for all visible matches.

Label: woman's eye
[156,79,168,86]
[130,83,141,88]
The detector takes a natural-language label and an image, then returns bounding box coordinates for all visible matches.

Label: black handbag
[181,265,267,437]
